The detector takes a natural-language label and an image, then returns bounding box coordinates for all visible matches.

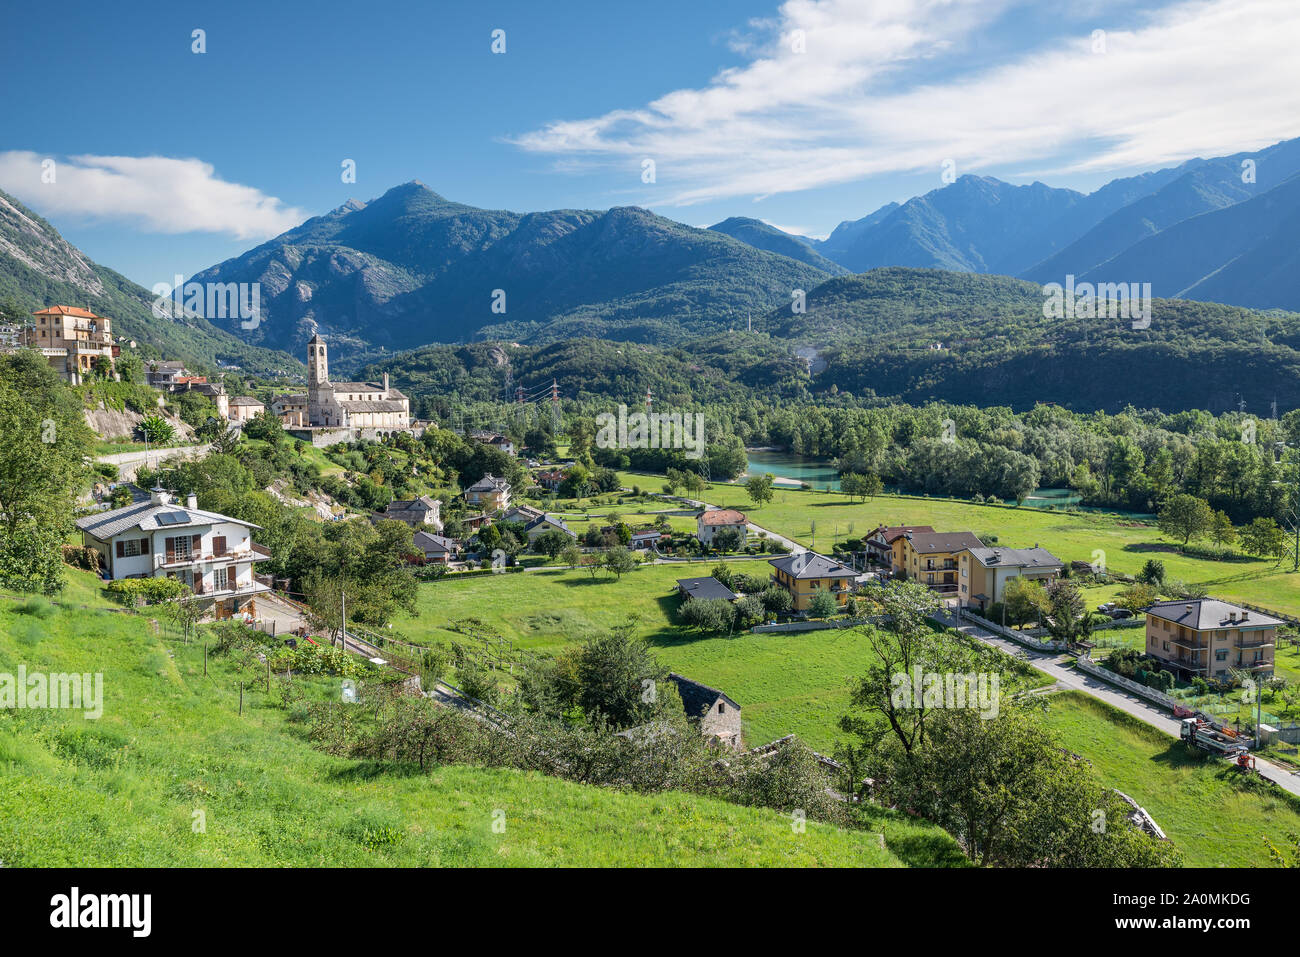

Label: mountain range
[181,137,1300,362]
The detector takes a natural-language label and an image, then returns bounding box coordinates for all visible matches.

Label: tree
[807,590,839,618]
[601,545,638,579]
[109,485,133,509]
[680,597,735,633]
[1241,517,1288,562]
[573,625,670,728]
[759,585,793,615]
[115,351,143,384]
[1002,575,1046,627]
[1136,559,1165,586]
[138,414,175,445]
[1157,493,1213,547]
[841,470,883,502]
[532,528,571,559]
[744,472,775,508]
[1210,510,1237,549]
[559,542,583,568]
[242,410,284,445]
[1039,579,1106,646]
[0,353,93,594]
[711,525,744,553]
[1115,582,1159,613]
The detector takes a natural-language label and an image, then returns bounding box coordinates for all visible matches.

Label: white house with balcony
[75,487,271,620]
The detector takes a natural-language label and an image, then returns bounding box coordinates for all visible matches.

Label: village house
[145,360,192,389]
[696,508,748,547]
[382,496,443,531]
[412,530,457,564]
[503,504,546,525]
[24,305,116,384]
[535,468,567,491]
[676,576,741,602]
[768,552,858,612]
[465,474,511,512]
[470,430,516,456]
[270,393,309,427]
[958,544,1063,611]
[228,396,265,424]
[524,513,576,544]
[668,673,742,749]
[630,528,665,549]
[898,530,984,595]
[74,487,270,620]
[1144,599,1281,681]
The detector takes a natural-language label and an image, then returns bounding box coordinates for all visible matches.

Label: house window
[212,536,227,557]
[1215,650,1228,661]
[1163,641,1170,652]
[717,703,725,714]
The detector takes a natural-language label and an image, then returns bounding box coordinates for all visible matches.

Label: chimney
[383,372,390,392]
[186,493,198,510]
[150,486,171,506]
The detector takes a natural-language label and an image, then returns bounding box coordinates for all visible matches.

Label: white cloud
[0,152,306,239]
[511,0,1300,205]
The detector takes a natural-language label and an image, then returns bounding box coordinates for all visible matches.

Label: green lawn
[1041,691,1300,867]
[0,579,940,867]
[397,561,1050,750]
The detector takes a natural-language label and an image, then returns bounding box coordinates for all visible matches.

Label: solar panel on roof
[155,511,190,526]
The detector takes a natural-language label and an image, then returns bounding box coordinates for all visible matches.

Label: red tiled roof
[33,305,102,319]
[698,509,747,526]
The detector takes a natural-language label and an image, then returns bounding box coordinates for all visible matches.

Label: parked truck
[1179,717,1248,757]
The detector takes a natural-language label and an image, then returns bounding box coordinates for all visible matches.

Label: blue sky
[2,0,1298,286]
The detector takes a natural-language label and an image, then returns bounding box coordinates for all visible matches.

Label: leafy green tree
[745,472,775,508]
[1210,510,1237,549]
[807,590,839,618]
[138,414,176,444]
[680,597,735,633]
[1157,493,1213,547]
[532,528,571,559]
[601,545,638,579]
[1136,559,1166,586]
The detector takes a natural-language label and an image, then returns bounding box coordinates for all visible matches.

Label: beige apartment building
[1145,599,1281,681]
[768,552,858,612]
[957,545,1063,611]
[25,305,116,383]
[898,530,984,596]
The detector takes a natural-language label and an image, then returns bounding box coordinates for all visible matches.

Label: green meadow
[1041,691,1300,867]
[0,571,943,867]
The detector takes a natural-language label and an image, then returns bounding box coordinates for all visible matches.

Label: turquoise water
[743,450,1145,515]
[743,450,841,490]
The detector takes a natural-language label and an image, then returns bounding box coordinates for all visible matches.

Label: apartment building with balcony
[1144,599,1282,681]
[75,487,270,620]
[768,552,859,612]
[24,305,116,383]
[898,530,984,596]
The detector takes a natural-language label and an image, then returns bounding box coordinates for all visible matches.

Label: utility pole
[339,584,347,653]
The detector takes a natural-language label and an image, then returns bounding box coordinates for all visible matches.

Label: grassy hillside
[0,570,946,867]
[1042,692,1300,867]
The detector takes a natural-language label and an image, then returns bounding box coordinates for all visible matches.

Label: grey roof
[413,531,456,552]
[331,381,387,392]
[75,500,259,539]
[467,474,510,492]
[906,531,983,553]
[338,399,407,413]
[966,546,1062,569]
[1146,599,1285,631]
[768,552,857,580]
[526,514,575,536]
[676,576,741,601]
[388,496,441,512]
[669,673,740,718]
[230,396,264,406]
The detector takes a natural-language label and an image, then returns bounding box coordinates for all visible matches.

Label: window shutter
[192,534,202,551]
[165,537,175,561]
[141,537,149,553]
[116,541,125,558]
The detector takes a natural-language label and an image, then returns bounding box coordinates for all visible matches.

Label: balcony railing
[178,580,271,601]
[156,542,269,570]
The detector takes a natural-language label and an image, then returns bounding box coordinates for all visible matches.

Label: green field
[1041,691,1300,867]
[619,474,1300,618]
[0,573,945,867]
[397,560,1050,750]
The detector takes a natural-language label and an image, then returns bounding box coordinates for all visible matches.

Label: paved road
[97,443,211,482]
[939,610,1300,798]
